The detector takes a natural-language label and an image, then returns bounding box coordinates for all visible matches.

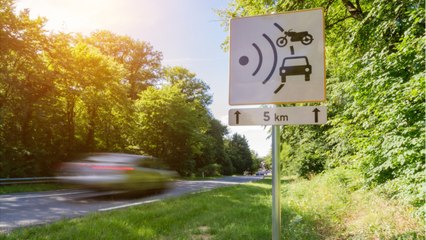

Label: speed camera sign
[229,8,326,105]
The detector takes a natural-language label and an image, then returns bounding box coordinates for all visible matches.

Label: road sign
[229,8,325,105]
[229,106,327,126]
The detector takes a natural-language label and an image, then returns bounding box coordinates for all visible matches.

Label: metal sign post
[272,125,281,240]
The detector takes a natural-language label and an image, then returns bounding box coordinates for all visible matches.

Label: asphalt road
[0,176,261,233]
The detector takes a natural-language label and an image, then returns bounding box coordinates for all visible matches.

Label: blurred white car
[255,170,271,176]
[56,153,178,192]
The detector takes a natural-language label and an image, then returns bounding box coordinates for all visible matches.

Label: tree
[225,133,253,174]
[163,66,212,107]
[134,66,229,177]
[46,34,129,153]
[162,66,229,176]
[0,0,57,177]
[196,117,229,176]
[250,150,263,173]
[133,85,208,175]
[0,0,154,177]
[70,42,127,151]
[85,31,162,99]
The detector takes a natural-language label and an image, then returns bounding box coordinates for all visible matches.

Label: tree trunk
[21,105,33,148]
[66,96,75,153]
[341,0,363,20]
[86,106,97,151]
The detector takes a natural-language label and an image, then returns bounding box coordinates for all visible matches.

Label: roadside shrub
[198,163,222,177]
[298,153,325,179]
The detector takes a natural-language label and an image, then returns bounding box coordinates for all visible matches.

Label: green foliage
[198,163,222,177]
[218,0,425,211]
[250,150,263,173]
[225,133,253,174]
[133,85,208,175]
[0,0,62,177]
[280,125,329,178]
[85,30,163,99]
[163,66,212,107]
[132,67,232,176]
[161,67,229,174]
[196,118,229,174]
[326,0,425,210]
[0,0,241,178]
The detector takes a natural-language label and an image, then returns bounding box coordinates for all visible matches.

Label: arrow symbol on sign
[234,111,241,125]
[313,108,320,123]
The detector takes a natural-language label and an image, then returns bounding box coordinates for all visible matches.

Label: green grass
[0,183,68,194]
[280,168,424,239]
[1,169,424,239]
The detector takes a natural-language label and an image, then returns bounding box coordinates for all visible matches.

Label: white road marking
[0,191,91,201]
[187,180,240,185]
[98,199,160,211]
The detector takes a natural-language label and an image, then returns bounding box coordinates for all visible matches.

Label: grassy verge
[280,168,424,239]
[0,183,69,195]
[1,169,423,239]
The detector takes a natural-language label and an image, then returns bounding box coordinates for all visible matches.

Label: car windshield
[283,57,307,66]
[76,153,145,164]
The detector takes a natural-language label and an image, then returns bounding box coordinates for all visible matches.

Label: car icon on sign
[279,56,312,82]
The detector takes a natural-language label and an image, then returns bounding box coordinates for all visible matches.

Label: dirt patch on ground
[191,226,212,240]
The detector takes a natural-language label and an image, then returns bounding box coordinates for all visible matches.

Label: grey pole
[272,125,281,240]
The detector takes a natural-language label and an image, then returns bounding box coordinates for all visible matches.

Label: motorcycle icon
[276,29,313,47]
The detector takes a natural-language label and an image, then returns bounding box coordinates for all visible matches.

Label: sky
[15,0,271,157]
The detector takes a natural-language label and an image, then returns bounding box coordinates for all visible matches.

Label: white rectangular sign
[229,106,327,126]
[229,8,326,105]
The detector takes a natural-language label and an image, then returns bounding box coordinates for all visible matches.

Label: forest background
[0,0,257,179]
[0,0,424,216]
